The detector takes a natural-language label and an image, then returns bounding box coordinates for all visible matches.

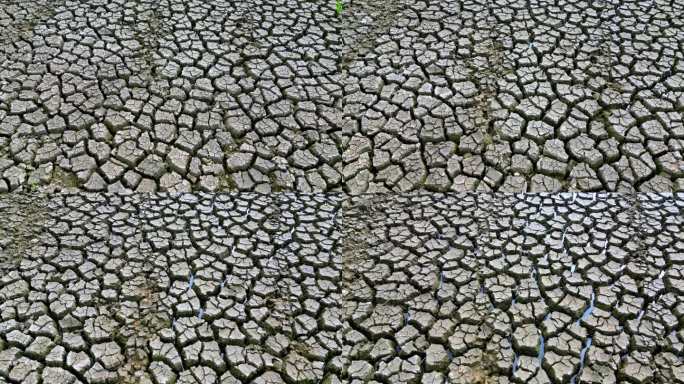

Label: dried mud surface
[1,0,683,193]
[0,192,683,383]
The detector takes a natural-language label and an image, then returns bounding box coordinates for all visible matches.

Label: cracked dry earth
[2,0,684,383]
[1,0,683,193]
[0,192,681,383]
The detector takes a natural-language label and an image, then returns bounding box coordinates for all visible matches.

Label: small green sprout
[335,0,344,16]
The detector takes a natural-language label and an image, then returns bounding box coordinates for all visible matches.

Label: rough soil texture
[1,0,683,193]
[0,192,683,383]
[2,0,684,383]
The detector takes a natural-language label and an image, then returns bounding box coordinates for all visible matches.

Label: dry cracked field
[1,193,683,383]
[1,1,684,384]
[1,0,683,193]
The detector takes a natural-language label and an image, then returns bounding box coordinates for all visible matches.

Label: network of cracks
[1,0,684,194]
[0,192,682,383]
[3,1,684,384]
